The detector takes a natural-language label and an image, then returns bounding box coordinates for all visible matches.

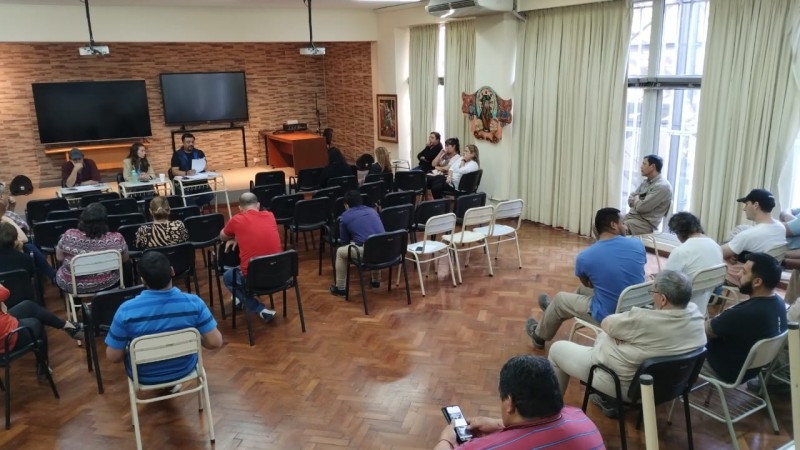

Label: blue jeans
[24,242,56,281]
[223,267,265,313]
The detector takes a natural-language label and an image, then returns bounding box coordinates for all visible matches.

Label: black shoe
[538,293,551,312]
[525,318,546,350]
[65,321,85,341]
[590,394,620,418]
[370,280,380,289]
[329,285,347,297]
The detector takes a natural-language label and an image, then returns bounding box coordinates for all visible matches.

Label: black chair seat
[345,230,411,315]
[26,197,69,228]
[250,170,287,191]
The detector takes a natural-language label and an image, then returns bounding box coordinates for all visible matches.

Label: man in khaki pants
[330,190,384,297]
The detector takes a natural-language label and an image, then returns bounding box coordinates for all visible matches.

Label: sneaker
[329,285,347,297]
[259,309,276,323]
[370,280,380,289]
[64,321,85,341]
[233,296,243,310]
[538,293,551,312]
[590,393,620,418]
[525,318,546,350]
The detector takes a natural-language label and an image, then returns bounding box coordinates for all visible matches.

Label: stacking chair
[270,194,304,247]
[716,242,789,310]
[0,269,39,308]
[568,280,654,343]
[382,191,416,210]
[453,192,487,223]
[250,170,286,191]
[679,331,788,450]
[442,205,494,283]
[402,213,457,296]
[360,181,384,208]
[46,208,83,222]
[170,205,202,222]
[251,184,286,211]
[327,175,358,192]
[289,198,330,274]
[472,199,524,269]
[633,210,671,272]
[80,192,119,208]
[312,186,343,217]
[82,285,144,394]
[210,242,239,321]
[127,328,215,450]
[688,264,727,315]
[410,199,450,243]
[33,218,79,267]
[365,172,393,197]
[380,204,414,233]
[236,250,306,346]
[184,214,225,316]
[444,169,483,199]
[26,197,69,228]
[64,249,125,323]
[289,167,324,193]
[107,213,146,232]
[1,326,59,429]
[394,171,426,200]
[100,198,138,215]
[582,346,707,450]
[117,224,145,257]
[147,242,199,294]
[345,230,411,315]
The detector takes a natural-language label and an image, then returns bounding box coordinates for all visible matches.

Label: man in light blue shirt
[526,208,646,349]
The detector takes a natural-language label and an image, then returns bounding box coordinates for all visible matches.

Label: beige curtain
[444,19,475,143]
[409,24,440,154]
[510,1,632,236]
[693,0,800,241]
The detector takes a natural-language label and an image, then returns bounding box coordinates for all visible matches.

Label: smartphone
[441,405,472,444]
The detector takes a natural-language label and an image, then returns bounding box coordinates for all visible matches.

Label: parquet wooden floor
[0,218,794,449]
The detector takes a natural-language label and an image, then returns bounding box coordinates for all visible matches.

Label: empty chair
[288,167,324,193]
[99,198,138,216]
[80,192,120,208]
[382,191,416,210]
[107,213,146,232]
[411,199,450,243]
[394,170,426,199]
[442,205,495,283]
[146,242,199,294]
[170,205,202,222]
[453,192,487,222]
[25,197,69,227]
[359,181,384,208]
[184,214,226,316]
[289,198,330,274]
[251,184,286,211]
[250,170,286,191]
[327,175,358,192]
[32,218,79,264]
[365,172,393,196]
[270,194,304,247]
[402,213,457,296]
[380,204,414,233]
[345,230,411,315]
[312,186,343,219]
[116,224,145,259]
[45,208,83,222]
[473,199,524,269]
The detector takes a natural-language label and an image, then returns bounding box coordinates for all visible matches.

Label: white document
[61,183,107,193]
[191,158,207,173]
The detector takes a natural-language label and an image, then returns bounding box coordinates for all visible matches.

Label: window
[623,0,709,215]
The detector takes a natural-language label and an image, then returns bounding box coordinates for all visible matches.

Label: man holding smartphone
[434,355,602,450]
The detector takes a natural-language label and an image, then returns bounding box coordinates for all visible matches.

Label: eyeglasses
[649,289,663,296]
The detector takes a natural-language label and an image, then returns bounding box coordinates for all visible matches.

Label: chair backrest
[689,264,727,312]
[359,230,407,268]
[493,199,524,228]
[165,195,184,208]
[454,193,487,219]
[46,208,83,222]
[89,285,145,330]
[456,169,482,194]
[215,241,240,271]
[245,250,298,294]
[129,328,202,388]
[296,167,325,190]
[117,223,145,251]
[414,199,450,228]
[731,331,789,385]
[100,198,139,216]
[424,213,457,240]
[383,191,416,209]
[461,205,494,230]
[615,280,655,313]
[0,269,36,309]
[170,206,202,222]
[26,197,69,227]
[294,198,331,227]
[252,170,286,190]
[270,194,304,223]
[80,192,120,208]
[33,218,79,251]
[327,175,358,192]
[766,242,789,262]
[394,171,426,193]
[69,250,124,294]
[380,204,414,232]
[146,242,196,277]
[107,213,146,232]
[312,186,343,201]
[184,213,225,246]
[359,181,384,207]
[627,346,707,404]
[251,184,286,211]
[365,172,393,195]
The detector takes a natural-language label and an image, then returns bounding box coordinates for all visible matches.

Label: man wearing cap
[721,189,786,285]
[61,148,101,187]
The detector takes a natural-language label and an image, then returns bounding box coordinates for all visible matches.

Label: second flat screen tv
[160,72,249,125]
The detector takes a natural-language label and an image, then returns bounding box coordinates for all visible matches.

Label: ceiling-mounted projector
[300,46,325,56]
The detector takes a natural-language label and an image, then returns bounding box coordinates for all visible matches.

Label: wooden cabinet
[261,131,327,172]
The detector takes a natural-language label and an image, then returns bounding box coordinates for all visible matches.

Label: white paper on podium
[191,158,207,173]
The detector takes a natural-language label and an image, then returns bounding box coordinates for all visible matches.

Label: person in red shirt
[220,192,283,322]
[434,355,604,450]
[0,283,83,376]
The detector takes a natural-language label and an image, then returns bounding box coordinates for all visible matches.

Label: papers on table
[191,158,207,173]
[60,183,108,193]
[181,171,219,181]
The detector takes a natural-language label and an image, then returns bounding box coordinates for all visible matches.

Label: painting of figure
[377,94,398,143]
[462,86,513,144]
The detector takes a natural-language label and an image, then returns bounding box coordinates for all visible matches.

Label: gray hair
[239,192,258,208]
[654,270,692,308]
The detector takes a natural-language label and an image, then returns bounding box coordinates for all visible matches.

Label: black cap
[736,189,776,210]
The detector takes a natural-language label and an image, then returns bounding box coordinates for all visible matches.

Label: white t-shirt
[727,220,786,255]
[664,235,723,312]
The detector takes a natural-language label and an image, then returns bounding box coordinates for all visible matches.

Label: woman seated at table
[430,144,480,199]
[121,143,157,199]
[135,196,189,249]
[320,147,353,187]
[55,202,129,294]
[368,146,393,176]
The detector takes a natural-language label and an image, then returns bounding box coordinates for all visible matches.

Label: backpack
[9,175,33,196]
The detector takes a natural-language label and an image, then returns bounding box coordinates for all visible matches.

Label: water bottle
[131,169,138,183]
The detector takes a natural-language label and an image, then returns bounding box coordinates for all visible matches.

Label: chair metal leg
[4,363,10,429]
[401,261,411,305]
[129,381,143,450]
[683,392,695,450]
[88,326,104,394]
[513,233,522,269]
[206,251,215,309]
[244,308,255,347]
[358,266,369,315]
[414,257,426,296]
[759,372,780,433]
[281,291,287,317]
[214,267,227,320]
[294,282,306,333]
[713,382,740,450]
[483,241,494,277]
[201,375,216,443]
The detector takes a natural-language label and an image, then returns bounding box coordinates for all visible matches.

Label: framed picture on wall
[376,94,398,143]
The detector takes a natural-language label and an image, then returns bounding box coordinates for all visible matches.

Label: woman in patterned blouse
[135,196,189,249]
[56,202,129,294]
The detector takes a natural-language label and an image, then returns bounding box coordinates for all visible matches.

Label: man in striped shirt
[434,355,604,450]
[106,251,222,384]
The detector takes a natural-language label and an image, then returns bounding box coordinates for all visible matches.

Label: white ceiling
[0,0,422,9]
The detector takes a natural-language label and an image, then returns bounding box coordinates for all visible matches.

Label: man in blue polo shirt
[330,190,385,297]
[106,251,222,385]
[526,207,646,349]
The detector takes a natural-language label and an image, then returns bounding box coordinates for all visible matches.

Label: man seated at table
[61,148,101,187]
[170,133,214,208]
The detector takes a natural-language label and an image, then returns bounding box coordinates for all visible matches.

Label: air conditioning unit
[426,0,515,18]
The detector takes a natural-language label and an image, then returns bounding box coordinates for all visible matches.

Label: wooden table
[261,131,327,172]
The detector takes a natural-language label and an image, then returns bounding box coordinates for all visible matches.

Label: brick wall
[0,41,374,187]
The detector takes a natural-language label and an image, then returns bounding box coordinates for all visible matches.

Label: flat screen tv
[32,80,152,144]
[160,72,249,125]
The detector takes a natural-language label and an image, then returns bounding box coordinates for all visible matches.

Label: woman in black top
[320,147,353,187]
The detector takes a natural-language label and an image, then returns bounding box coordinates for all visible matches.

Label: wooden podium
[261,131,327,172]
